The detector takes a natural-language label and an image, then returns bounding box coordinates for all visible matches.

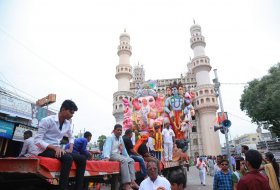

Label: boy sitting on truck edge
[19,130,39,157]
[34,100,86,190]
[65,131,100,160]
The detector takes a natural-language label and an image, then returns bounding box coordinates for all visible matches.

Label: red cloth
[38,156,75,171]
[237,170,270,190]
[38,156,140,173]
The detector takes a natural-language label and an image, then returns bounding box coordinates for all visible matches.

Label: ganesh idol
[132,83,159,134]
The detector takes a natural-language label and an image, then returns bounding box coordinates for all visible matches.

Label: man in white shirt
[196,157,207,186]
[103,124,139,190]
[139,160,171,190]
[148,129,155,156]
[162,119,175,161]
[19,130,38,157]
[34,100,86,190]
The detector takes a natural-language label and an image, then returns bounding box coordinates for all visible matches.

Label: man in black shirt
[123,129,147,178]
[136,135,161,174]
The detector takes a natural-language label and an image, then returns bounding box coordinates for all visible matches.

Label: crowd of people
[18,99,188,190]
[17,99,280,190]
[194,145,280,190]
[102,122,189,190]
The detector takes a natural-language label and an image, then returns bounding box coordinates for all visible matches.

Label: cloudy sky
[0,0,279,145]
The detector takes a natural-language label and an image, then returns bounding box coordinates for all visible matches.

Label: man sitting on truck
[134,134,161,175]
[123,129,147,178]
[103,124,139,190]
[18,130,39,157]
[65,131,100,160]
[34,100,86,190]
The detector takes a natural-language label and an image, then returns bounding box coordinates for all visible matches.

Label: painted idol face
[138,96,156,108]
[172,87,178,95]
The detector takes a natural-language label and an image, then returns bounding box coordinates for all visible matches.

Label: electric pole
[213,69,232,171]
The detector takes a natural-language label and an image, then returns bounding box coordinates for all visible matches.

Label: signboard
[0,120,15,139]
[217,112,228,124]
[12,124,38,142]
[36,94,56,107]
[30,104,56,127]
[0,94,32,119]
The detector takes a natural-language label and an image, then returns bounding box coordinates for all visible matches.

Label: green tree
[97,135,107,151]
[240,63,280,136]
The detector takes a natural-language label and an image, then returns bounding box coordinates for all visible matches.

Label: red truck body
[0,157,186,190]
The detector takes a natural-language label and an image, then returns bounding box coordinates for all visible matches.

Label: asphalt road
[186,166,213,190]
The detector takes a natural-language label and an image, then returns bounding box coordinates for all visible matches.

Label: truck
[0,156,187,190]
[0,82,192,190]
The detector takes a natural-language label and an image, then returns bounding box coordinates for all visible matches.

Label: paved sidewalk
[186,166,213,190]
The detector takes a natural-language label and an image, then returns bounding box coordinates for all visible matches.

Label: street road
[186,166,213,190]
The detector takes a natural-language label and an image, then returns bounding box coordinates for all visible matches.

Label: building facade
[0,89,55,157]
[113,24,221,157]
[221,132,273,155]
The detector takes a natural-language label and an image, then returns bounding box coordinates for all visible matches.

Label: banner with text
[0,94,32,120]
[12,124,38,142]
[0,119,15,139]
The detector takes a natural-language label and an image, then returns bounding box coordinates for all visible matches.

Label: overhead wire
[0,82,60,113]
[0,72,20,96]
[0,79,37,102]
[0,26,256,122]
[0,25,111,104]
[220,83,248,85]
[227,112,252,123]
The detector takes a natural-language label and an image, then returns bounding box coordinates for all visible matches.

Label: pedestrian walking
[196,157,207,186]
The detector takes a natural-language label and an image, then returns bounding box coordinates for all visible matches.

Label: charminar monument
[112,24,221,157]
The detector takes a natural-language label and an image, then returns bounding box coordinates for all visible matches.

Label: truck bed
[0,157,183,179]
[0,157,186,190]
[0,157,140,179]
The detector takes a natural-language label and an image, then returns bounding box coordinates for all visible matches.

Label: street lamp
[213,69,232,171]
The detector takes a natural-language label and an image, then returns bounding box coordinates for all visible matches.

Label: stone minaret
[113,30,134,124]
[190,24,221,156]
[130,63,145,92]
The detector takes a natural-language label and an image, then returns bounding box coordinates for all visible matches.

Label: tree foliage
[240,63,280,136]
[97,135,107,151]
